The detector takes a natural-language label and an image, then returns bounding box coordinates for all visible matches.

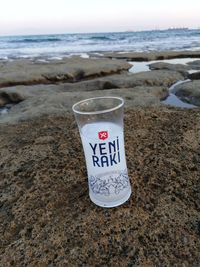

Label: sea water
[0,29,199,60]
[80,121,131,207]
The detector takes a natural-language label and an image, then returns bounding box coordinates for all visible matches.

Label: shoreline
[1,28,200,59]
[1,49,200,62]
[0,50,200,122]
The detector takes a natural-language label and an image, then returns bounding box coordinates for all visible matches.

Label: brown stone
[0,107,200,266]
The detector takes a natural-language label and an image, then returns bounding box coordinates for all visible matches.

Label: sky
[0,0,200,35]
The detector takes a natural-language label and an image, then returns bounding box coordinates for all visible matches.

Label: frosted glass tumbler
[72,96,131,208]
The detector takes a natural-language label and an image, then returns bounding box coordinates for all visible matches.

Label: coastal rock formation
[0,86,168,124]
[0,91,24,107]
[0,54,200,266]
[187,60,200,70]
[0,58,131,87]
[148,62,190,75]
[101,51,200,61]
[174,80,200,106]
[0,68,183,123]
[99,70,184,88]
[0,108,200,266]
[188,71,200,80]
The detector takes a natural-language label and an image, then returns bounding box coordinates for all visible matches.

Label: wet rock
[174,80,200,106]
[188,71,200,80]
[187,60,200,70]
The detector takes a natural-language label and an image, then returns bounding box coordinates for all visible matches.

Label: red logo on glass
[98,131,108,140]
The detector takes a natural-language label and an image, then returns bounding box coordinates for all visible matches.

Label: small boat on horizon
[167,27,189,31]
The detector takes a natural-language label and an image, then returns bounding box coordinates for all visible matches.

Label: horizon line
[0,27,199,37]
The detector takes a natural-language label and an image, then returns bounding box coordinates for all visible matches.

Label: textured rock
[0,91,24,107]
[99,70,184,88]
[148,62,190,75]
[174,80,200,106]
[0,69,182,119]
[0,58,131,87]
[52,69,184,91]
[0,69,183,96]
[0,107,200,266]
[187,60,200,70]
[102,51,200,61]
[188,71,200,80]
[0,86,168,124]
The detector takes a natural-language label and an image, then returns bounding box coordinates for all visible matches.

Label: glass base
[89,187,132,208]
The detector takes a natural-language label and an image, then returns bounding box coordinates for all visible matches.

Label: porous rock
[0,107,200,266]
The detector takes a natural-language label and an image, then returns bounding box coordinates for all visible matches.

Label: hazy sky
[0,0,200,35]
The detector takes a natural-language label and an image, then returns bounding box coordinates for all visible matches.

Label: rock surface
[0,86,168,124]
[188,71,200,80]
[0,107,200,266]
[101,51,200,61]
[0,58,131,87]
[99,70,184,88]
[187,60,200,70]
[0,68,185,123]
[174,80,200,106]
[0,91,25,107]
[148,62,190,75]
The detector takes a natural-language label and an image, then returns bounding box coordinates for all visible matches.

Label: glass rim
[72,96,124,115]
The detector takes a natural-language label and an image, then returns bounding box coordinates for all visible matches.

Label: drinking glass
[72,96,131,208]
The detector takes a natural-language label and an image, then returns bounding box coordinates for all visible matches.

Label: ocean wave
[9,38,62,43]
[0,29,199,59]
[89,36,112,41]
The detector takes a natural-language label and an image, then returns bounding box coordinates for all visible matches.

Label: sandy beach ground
[0,51,200,266]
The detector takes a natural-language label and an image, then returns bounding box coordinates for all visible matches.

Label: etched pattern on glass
[89,170,129,196]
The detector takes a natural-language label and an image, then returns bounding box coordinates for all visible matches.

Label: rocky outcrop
[0,91,24,107]
[0,108,200,266]
[0,86,168,124]
[101,51,200,61]
[0,58,131,88]
[148,62,190,75]
[188,71,200,80]
[100,70,184,88]
[187,60,200,70]
[0,68,185,122]
[174,80,200,106]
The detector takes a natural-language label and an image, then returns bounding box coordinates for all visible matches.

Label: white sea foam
[0,29,199,60]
